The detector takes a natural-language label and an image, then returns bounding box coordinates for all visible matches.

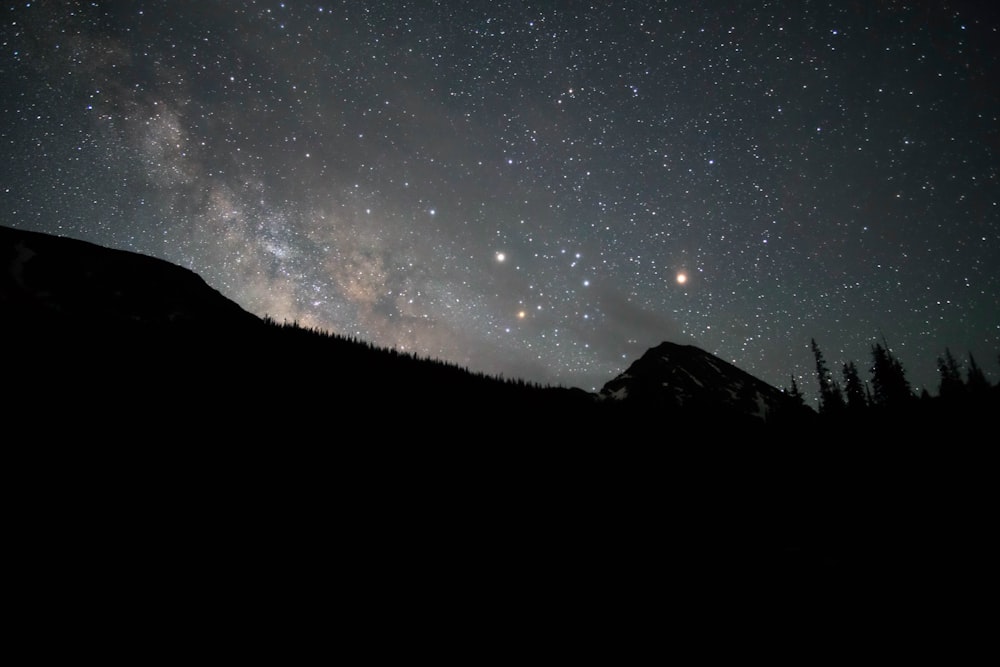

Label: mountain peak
[600,340,803,422]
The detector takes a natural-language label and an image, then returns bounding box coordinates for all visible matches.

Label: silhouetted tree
[870,340,913,409]
[842,361,867,411]
[937,348,965,399]
[786,375,805,407]
[966,353,990,394]
[812,339,845,414]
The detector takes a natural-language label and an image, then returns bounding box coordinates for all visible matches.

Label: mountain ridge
[1,223,800,428]
[2,224,984,626]
[1,224,260,329]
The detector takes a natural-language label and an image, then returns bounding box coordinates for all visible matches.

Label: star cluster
[2,2,998,398]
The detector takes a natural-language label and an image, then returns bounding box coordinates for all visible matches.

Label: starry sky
[2,1,998,400]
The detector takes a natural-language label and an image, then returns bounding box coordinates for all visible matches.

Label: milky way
[2,2,997,399]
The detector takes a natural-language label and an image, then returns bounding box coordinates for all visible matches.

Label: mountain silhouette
[601,340,809,424]
[3,224,979,633]
[0,224,599,437]
[0,224,261,329]
[1,223,806,434]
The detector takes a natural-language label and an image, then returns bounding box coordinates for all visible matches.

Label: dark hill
[0,224,261,329]
[0,224,596,436]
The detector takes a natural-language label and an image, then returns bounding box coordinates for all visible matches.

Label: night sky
[2,1,997,400]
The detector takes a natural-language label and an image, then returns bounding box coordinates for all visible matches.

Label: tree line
[790,337,996,417]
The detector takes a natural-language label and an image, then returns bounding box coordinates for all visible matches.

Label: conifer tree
[937,348,965,398]
[842,361,867,411]
[812,338,845,414]
[966,353,990,394]
[870,340,912,409]
[786,375,805,407]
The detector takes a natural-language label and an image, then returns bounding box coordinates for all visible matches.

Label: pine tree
[786,375,805,407]
[842,361,867,411]
[966,352,990,394]
[937,348,965,399]
[812,339,845,414]
[870,340,913,409]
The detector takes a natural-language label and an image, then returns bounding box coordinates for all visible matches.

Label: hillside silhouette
[2,223,991,630]
[1,223,813,438]
[1,224,599,435]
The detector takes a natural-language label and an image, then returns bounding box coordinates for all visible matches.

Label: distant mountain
[600,341,809,424]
